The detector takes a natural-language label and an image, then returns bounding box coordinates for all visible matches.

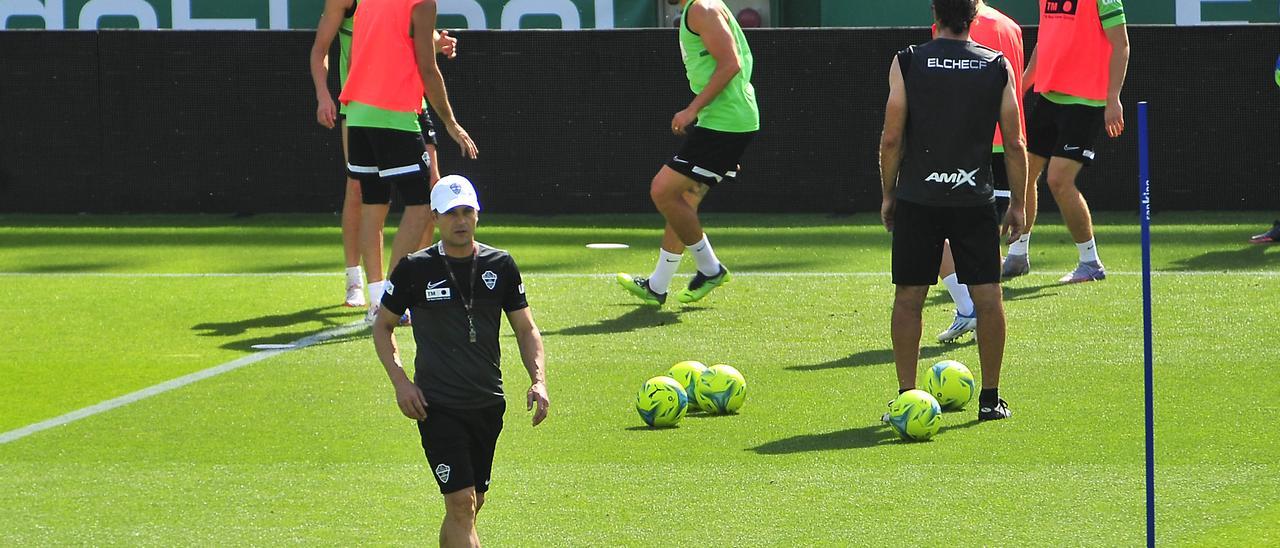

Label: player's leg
[418,409,482,548]
[968,282,1009,420]
[378,129,433,324]
[418,111,441,249]
[936,240,976,343]
[347,126,391,319]
[340,119,368,307]
[949,203,1010,420]
[440,488,480,548]
[419,144,441,249]
[1042,102,1107,283]
[890,200,944,392]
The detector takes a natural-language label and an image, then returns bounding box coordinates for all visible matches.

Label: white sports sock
[345,266,364,287]
[1008,233,1031,256]
[1077,238,1100,264]
[688,234,722,277]
[367,280,386,306]
[942,274,974,317]
[647,249,683,294]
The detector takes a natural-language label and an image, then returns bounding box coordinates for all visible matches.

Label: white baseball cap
[431,175,481,214]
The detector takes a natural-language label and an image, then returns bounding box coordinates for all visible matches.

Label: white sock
[345,266,364,287]
[942,274,974,316]
[367,280,386,307]
[688,234,722,277]
[1008,233,1031,256]
[1077,238,1100,264]
[647,249,683,294]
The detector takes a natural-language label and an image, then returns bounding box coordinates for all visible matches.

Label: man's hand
[1105,98,1125,138]
[671,108,698,135]
[526,381,549,426]
[446,122,479,159]
[393,378,428,421]
[317,95,337,129]
[435,30,457,59]
[1001,205,1026,245]
[880,196,896,233]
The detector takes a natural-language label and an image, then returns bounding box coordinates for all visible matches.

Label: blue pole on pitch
[1138,101,1155,548]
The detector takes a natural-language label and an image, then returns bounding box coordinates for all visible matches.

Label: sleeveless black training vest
[896,38,1007,207]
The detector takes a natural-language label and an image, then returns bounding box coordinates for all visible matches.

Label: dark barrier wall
[3,27,1279,214]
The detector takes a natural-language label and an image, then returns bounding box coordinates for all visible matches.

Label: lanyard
[437,241,479,343]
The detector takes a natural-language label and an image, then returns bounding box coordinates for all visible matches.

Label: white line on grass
[0,271,1276,278]
[0,320,369,445]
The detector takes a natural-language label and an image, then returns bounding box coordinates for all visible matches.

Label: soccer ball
[886,389,942,441]
[922,360,976,411]
[665,360,708,410]
[694,364,746,414]
[636,376,689,427]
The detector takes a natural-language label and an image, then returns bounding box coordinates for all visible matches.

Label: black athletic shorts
[991,152,1011,219]
[665,126,756,187]
[346,126,432,206]
[418,110,439,147]
[1026,95,1105,166]
[417,401,505,495]
[892,199,1001,286]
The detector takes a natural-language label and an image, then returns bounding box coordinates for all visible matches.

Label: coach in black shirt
[879,0,1027,421]
[372,175,548,547]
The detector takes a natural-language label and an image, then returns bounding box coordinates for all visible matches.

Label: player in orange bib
[1015,0,1130,284]
[339,0,478,323]
[930,0,1027,343]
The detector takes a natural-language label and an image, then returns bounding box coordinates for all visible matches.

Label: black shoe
[615,273,666,305]
[1249,220,1280,244]
[978,398,1011,421]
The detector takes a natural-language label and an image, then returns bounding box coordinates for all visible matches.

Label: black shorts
[418,110,439,147]
[892,199,1001,286]
[665,126,756,187]
[991,152,1010,219]
[346,126,432,206]
[1026,95,1105,166]
[417,401,505,495]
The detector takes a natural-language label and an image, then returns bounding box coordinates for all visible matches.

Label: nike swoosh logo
[664,259,681,263]
[427,280,447,289]
[1064,146,1080,151]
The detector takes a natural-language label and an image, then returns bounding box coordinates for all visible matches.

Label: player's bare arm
[412,0,479,159]
[372,307,428,421]
[309,0,351,129]
[1103,24,1130,138]
[672,0,742,135]
[998,58,1028,244]
[879,56,908,233]
[506,307,548,426]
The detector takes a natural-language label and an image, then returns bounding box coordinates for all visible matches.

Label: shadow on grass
[751,418,985,454]
[788,341,972,372]
[192,305,363,351]
[1167,243,1278,272]
[924,281,1059,307]
[750,424,898,453]
[543,305,703,336]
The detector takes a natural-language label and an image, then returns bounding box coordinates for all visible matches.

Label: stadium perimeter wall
[2,26,1278,214]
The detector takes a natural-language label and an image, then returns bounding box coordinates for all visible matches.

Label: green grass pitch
[0,212,1276,545]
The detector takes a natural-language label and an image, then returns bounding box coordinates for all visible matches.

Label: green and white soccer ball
[636,376,689,427]
[665,360,708,411]
[886,389,942,441]
[694,364,746,414]
[922,359,976,411]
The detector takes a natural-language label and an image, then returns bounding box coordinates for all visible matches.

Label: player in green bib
[310,0,456,311]
[617,0,759,306]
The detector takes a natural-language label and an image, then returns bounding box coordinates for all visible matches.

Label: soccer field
[0,212,1276,546]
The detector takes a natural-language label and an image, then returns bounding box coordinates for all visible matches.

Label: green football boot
[616,273,666,306]
[676,265,731,304]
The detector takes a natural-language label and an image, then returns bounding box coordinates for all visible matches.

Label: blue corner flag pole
[1138,101,1155,548]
